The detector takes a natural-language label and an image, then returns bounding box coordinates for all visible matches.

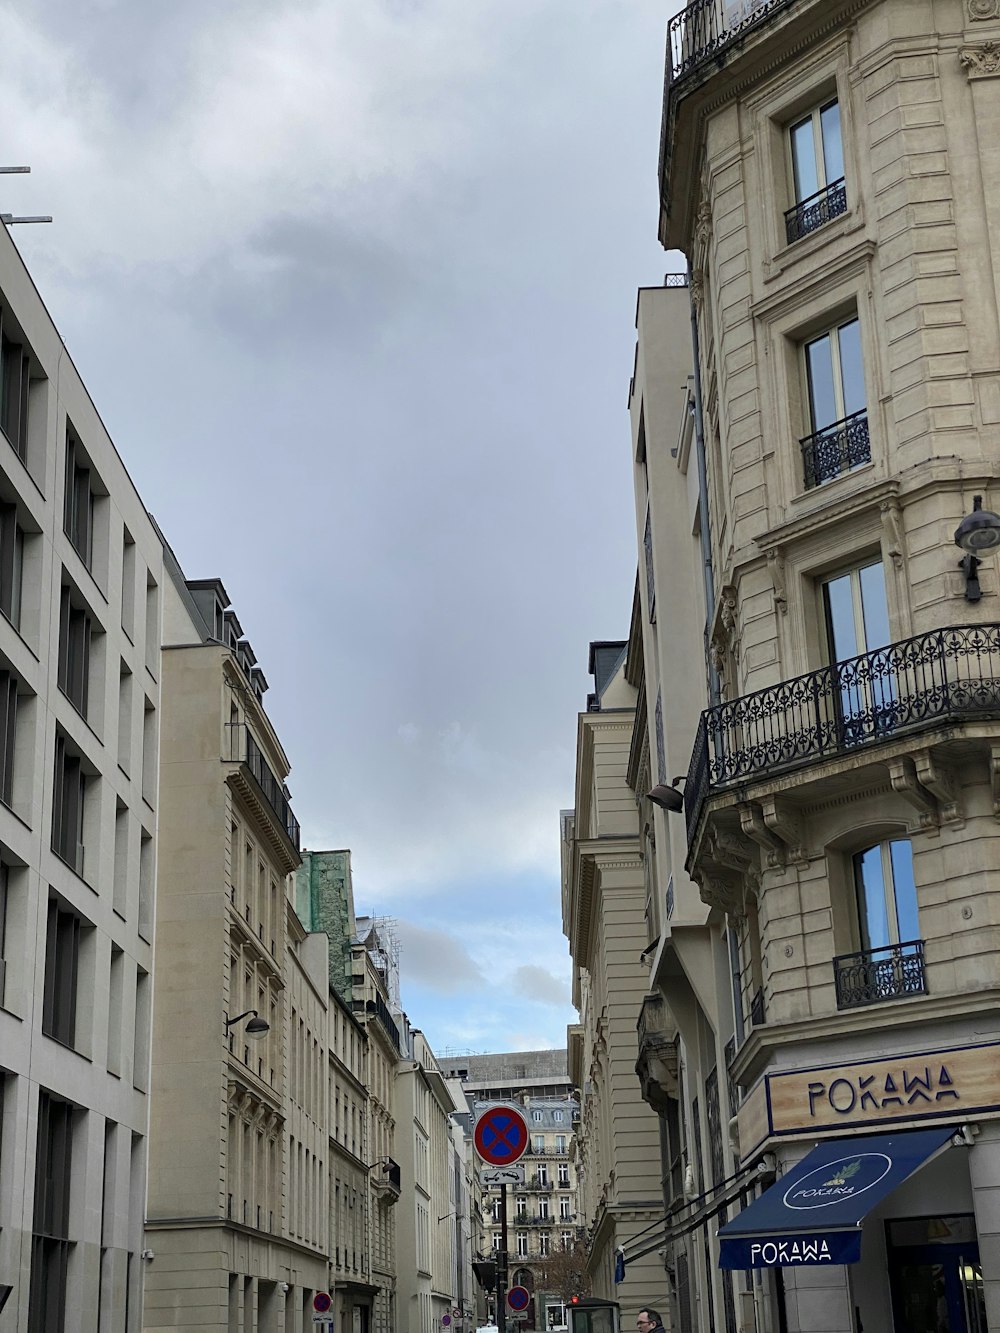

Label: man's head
[636,1310,663,1331]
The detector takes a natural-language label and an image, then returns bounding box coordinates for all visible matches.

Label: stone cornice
[960,39,1000,76]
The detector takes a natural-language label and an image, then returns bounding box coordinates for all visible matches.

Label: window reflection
[854,839,917,951]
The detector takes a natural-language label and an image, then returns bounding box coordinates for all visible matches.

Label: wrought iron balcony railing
[800,408,870,488]
[684,624,1000,843]
[784,177,847,244]
[226,723,301,852]
[833,939,926,1009]
[668,0,798,82]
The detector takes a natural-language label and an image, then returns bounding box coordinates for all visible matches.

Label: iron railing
[784,177,847,244]
[684,624,1000,843]
[226,724,301,852]
[664,272,690,287]
[833,939,926,1009]
[366,994,401,1054]
[668,0,799,82]
[750,987,765,1028]
[801,408,870,488]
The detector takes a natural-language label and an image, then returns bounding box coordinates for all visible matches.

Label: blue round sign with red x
[474,1104,529,1166]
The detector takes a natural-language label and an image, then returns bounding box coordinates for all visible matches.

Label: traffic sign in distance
[474,1105,529,1166]
[442,1317,452,1327]
[314,1294,333,1314]
[508,1287,531,1313]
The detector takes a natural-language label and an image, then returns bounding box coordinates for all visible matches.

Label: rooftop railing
[226,723,301,852]
[685,623,1000,844]
[668,0,799,83]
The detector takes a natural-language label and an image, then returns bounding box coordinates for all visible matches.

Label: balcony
[685,623,1000,848]
[225,723,301,859]
[636,992,680,1113]
[667,0,798,84]
[784,177,847,245]
[800,409,871,489]
[834,940,927,1010]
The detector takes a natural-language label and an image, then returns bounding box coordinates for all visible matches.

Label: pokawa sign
[765,1041,1000,1136]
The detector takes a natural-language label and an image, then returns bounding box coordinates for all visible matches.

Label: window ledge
[42,1030,93,1062]
[789,457,875,510]
[0,427,44,500]
[62,534,108,606]
[50,845,96,895]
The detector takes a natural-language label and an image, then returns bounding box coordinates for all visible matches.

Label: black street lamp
[224,1009,269,1040]
[955,495,1000,602]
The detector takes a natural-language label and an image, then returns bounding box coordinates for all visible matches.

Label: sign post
[312,1292,333,1326]
[474,1105,529,1333]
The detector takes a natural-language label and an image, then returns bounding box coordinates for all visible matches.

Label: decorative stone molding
[969,0,1000,20]
[695,199,712,249]
[690,266,704,312]
[879,497,906,572]
[764,548,788,614]
[960,40,1000,77]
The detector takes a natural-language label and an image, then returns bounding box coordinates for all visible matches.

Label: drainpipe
[686,258,720,706]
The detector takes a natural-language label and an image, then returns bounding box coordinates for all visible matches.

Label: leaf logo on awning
[821,1160,861,1188]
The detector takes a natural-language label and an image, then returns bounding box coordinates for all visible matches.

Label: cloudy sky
[1,0,680,1054]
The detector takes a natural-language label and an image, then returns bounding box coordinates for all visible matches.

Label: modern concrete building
[143,557,326,1330]
[560,641,674,1316]
[614,0,1000,1328]
[0,220,165,1331]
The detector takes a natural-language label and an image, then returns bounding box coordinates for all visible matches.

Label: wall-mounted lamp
[437,1210,456,1223]
[647,776,685,813]
[955,495,1000,602]
[224,1009,269,1040]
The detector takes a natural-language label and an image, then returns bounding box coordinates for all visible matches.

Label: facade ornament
[695,199,712,248]
[690,266,704,312]
[960,40,1000,75]
[879,497,906,571]
[764,548,788,614]
[969,0,1000,19]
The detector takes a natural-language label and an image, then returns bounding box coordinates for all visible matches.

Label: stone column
[968,1121,1000,1330]
[778,1263,854,1333]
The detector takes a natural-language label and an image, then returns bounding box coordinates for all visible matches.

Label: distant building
[441,1052,583,1331]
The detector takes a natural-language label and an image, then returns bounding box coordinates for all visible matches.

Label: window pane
[824,573,859,661]
[889,840,919,942]
[855,846,891,951]
[805,333,837,431]
[790,116,819,201]
[821,100,844,183]
[859,561,890,651]
[837,319,865,417]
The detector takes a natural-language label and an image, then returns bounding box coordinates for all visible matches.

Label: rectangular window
[63,429,94,568]
[537,1165,548,1185]
[0,669,18,809]
[786,99,846,243]
[0,863,7,1004]
[822,560,893,744]
[561,1231,572,1249]
[138,830,153,941]
[728,927,745,1047]
[29,1092,74,1333]
[516,1232,528,1258]
[539,1233,550,1257]
[52,733,86,875]
[121,529,135,639]
[801,317,869,488]
[1,329,32,463]
[43,894,81,1046]
[58,585,91,718]
[117,662,132,773]
[108,945,124,1077]
[558,1163,569,1185]
[644,505,656,622]
[0,500,23,629]
[555,1134,566,1153]
[559,1197,571,1219]
[539,1198,549,1220]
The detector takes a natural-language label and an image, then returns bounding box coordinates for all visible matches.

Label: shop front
[724,1040,1000,1332]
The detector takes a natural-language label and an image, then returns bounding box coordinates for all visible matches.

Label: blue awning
[718,1126,954,1269]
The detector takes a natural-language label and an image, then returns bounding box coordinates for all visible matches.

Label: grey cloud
[394,921,487,994]
[511,965,569,1008]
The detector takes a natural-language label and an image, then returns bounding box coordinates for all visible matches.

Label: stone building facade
[561,645,667,1317]
[619,1,1000,1330]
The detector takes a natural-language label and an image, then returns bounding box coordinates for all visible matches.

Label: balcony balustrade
[800,409,871,488]
[784,177,848,244]
[668,0,798,82]
[226,723,301,853]
[833,940,926,1010]
[685,624,1000,845]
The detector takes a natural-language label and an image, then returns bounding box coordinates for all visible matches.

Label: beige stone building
[561,643,677,1317]
[144,559,327,1330]
[0,217,165,1333]
[394,1029,464,1333]
[616,0,1000,1329]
